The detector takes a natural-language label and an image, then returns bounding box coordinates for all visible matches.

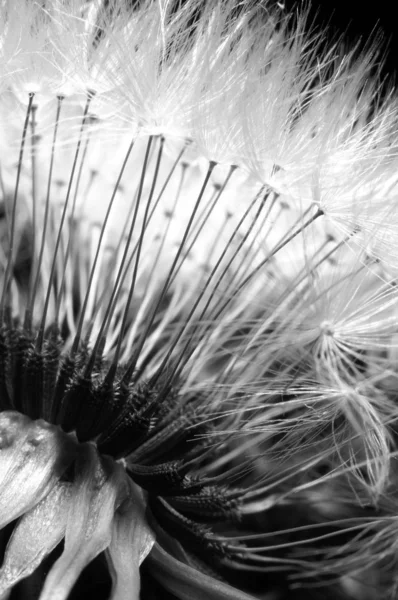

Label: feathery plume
[1,1,398,599]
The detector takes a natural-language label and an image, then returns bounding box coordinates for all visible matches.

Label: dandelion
[1,0,398,599]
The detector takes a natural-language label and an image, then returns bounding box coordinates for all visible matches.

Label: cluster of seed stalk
[1,1,398,599]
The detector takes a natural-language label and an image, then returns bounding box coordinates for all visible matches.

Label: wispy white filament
[1,1,398,599]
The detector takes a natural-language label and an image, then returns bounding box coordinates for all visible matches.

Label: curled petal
[147,543,258,600]
[0,412,34,482]
[0,412,76,528]
[39,444,127,600]
[106,481,155,600]
[0,483,70,595]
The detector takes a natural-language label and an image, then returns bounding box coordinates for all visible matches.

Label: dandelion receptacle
[1,1,398,599]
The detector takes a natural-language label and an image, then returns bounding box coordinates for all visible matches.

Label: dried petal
[0,412,76,528]
[0,412,32,479]
[0,483,70,595]
[106,480,155,600]
[39,444,127,600]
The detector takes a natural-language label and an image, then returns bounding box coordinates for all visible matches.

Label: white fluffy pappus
[2,1,398,600]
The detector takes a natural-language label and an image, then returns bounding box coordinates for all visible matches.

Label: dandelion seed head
[2,0,398,599]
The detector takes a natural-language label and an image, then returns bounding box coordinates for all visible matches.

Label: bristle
[2,1,398,599]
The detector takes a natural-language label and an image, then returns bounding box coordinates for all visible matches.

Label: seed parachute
[1,1,398,599]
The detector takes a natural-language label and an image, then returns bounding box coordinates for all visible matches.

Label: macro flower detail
[0,414,154,598]
[1,0,398,599]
